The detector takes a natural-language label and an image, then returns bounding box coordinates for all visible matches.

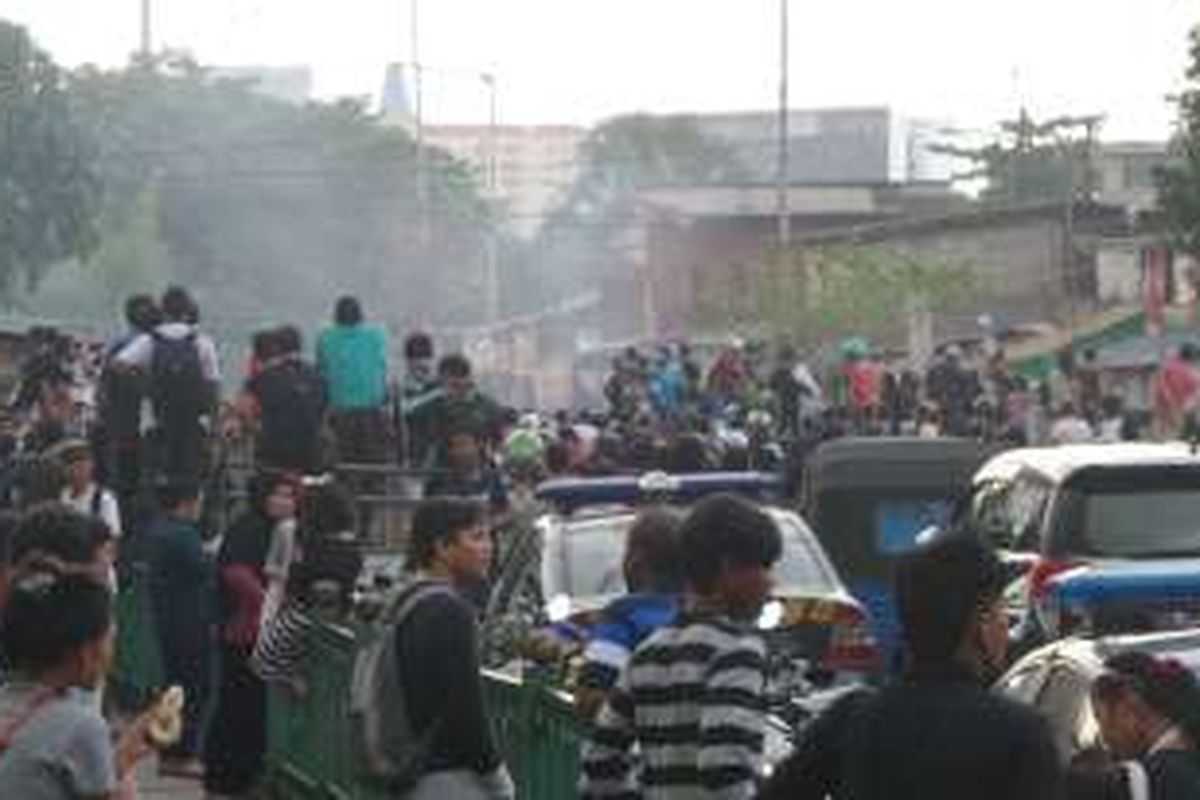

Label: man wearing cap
[758,534,1062,800]
[50,438,122,589]
[53,438,122,545]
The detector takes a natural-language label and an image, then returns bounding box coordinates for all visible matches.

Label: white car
[995,629,1200,759]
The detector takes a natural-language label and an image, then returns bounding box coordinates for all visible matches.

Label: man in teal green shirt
[317,296,390,470]
[317,296,389,411]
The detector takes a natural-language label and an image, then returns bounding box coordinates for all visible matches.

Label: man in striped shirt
[582,493,782,799]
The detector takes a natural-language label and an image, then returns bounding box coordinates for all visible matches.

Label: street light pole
[140,0,153,57]
[776,0,791,249]
[482,72,501,325]
[411,0,428,246]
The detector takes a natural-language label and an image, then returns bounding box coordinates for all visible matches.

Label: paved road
[134,758,205,799]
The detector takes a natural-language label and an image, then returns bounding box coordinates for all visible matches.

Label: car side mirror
[915,525,941,545]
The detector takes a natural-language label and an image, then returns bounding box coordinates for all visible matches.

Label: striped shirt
[250,600,314,684]
[581,613,768,800]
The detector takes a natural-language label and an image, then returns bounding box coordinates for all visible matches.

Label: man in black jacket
[245,325,327,475]
[758,534,1062,800]
[395,497,513,799]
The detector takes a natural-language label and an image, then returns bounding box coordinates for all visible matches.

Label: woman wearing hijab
[1070,651,1200,800]
[203,471,299,799]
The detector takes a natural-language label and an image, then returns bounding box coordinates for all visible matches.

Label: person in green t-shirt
[316,296,391,471]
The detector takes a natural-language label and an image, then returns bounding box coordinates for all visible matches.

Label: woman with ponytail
[1070,650,1200,800]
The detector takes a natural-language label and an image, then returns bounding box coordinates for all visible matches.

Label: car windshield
[1082,490,1200,557]
[547,509,838,601]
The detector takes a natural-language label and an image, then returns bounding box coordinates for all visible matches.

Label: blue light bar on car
[535,471,783,512]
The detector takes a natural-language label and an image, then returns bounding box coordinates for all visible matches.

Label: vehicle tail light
[1027,558,1080,601]
[824,603,882,673]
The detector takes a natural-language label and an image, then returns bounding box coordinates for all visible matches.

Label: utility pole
[140,0,153,57]
[411,0,428,247]
[776,0,791,249]
[482,72,500,325]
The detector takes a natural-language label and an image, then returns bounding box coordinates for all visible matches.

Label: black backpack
[150,332,206,423]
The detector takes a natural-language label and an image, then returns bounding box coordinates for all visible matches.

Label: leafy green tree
[933,111,1102,206]
[48,52,492,341]
[523,114,746,319]
[693,245,978,346]
[1158,25,1200,258]
[0,21,101,298]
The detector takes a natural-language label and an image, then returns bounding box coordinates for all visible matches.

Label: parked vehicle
[489,471,881,694]
[995,629,1200,760]
[1036,560,1200,641]
[801,437,995,665]
[965,443,1200,647]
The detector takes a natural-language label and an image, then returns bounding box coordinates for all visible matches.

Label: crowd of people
[0,284,1196,800]
[597,339,1165,454]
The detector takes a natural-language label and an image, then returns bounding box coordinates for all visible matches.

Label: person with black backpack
[352,498,512,799]
[244,325,327,475]
[114,286,220,486]
[95,294,159,511]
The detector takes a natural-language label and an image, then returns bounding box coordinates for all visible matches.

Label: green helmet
[504,428,545,466]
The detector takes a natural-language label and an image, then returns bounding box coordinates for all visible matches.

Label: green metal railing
[111,567,584,798]
[483,669,583,799]
[262,623,585,800]
[265,622,386,800]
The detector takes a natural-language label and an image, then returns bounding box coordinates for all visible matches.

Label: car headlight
[758,599,784,631]
[546,593,573,624]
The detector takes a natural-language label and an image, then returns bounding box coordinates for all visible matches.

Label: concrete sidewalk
[134,758,205,799]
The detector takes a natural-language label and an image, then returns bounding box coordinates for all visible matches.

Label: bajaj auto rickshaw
[802,437,997,669]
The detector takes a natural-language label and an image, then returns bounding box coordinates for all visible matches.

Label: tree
[38,52,493,338]
[1158,25,1200,258]
[933,111,1103,206]
[522,114,746,320]
[692,245,979,347]
[0,21,100,298]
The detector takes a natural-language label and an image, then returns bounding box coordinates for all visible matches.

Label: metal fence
[110,571,584,799]
[262,623,584,800]
[209,435,437,551]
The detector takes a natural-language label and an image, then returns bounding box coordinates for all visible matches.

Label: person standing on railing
[387,498,513,800]
[317,296,390,468]
[581,494,781,800]
[244,326,327,476]
[94,294,159,524]
[114,286,221,487]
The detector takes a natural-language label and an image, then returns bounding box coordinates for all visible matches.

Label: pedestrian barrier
[263,622,585,800]
[109,546,584,797]
[210,443,438,551]
[483,668,583,799]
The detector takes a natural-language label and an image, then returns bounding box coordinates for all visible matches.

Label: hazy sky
[5,0,1198,139]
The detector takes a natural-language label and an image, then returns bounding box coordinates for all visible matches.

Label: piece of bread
[146,685,185,748]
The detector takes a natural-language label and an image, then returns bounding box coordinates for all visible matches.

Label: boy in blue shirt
[574,507,682,721]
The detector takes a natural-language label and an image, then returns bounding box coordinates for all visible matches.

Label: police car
[965,443,1200,647]
[996,629,1200,759]
[488,471,881,693]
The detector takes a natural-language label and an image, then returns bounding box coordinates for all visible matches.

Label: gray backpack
[349,579,453,790]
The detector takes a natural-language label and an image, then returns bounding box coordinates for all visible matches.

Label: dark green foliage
[1158,26,1200,258]
[0,22,101,297]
